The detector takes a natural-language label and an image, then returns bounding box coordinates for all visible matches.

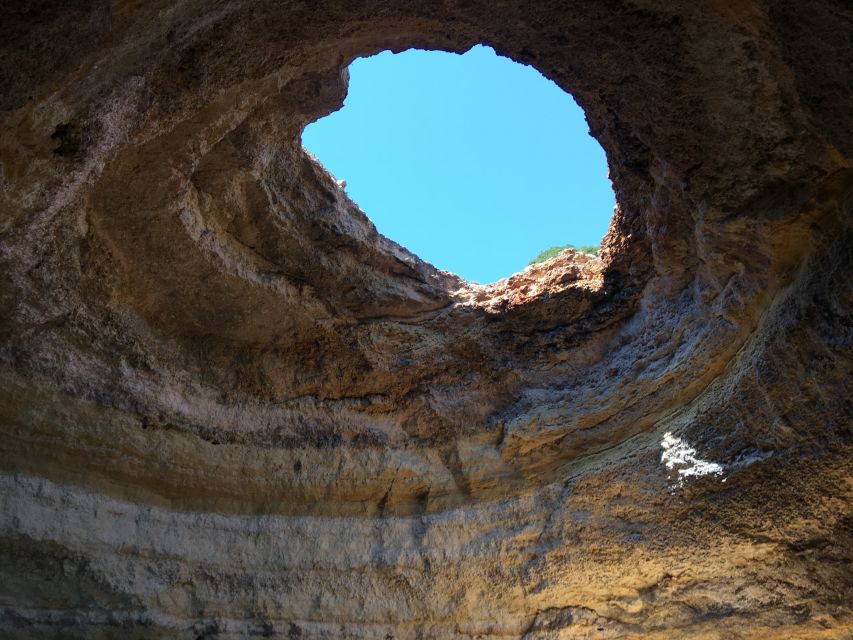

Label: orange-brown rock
[0,1,850,638]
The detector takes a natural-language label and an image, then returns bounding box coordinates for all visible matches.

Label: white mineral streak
[660,432,724,487]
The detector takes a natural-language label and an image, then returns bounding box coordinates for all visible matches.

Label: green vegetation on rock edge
[529,244,599,265]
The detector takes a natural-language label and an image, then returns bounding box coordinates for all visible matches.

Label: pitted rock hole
[301,45,616,284]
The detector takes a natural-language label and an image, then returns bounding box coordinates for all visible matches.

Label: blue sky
[302,45,614,283]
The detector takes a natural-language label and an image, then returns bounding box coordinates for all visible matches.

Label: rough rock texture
[1,1,851,638]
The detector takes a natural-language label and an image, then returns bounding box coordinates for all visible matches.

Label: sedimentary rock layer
[0,1,850,638]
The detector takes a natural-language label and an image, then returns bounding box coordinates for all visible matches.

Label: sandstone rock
[0,1,850,638]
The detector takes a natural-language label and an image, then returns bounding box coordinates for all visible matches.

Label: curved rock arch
[0,1,850,637]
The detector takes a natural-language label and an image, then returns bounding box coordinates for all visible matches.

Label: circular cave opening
[301,45,616,284]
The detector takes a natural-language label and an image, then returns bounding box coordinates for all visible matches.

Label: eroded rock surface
[0,1,851,638]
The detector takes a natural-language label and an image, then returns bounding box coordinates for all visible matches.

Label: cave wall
[0,0,851,638]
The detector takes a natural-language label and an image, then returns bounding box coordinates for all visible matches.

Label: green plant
[529,245,574,264]
[529,243,599,265]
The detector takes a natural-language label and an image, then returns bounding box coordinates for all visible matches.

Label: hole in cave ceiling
[301,45,615,284]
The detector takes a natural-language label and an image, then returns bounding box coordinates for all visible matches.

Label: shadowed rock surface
[0,1,851,638]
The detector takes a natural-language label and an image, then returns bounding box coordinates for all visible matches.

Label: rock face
[0,1,851,638]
